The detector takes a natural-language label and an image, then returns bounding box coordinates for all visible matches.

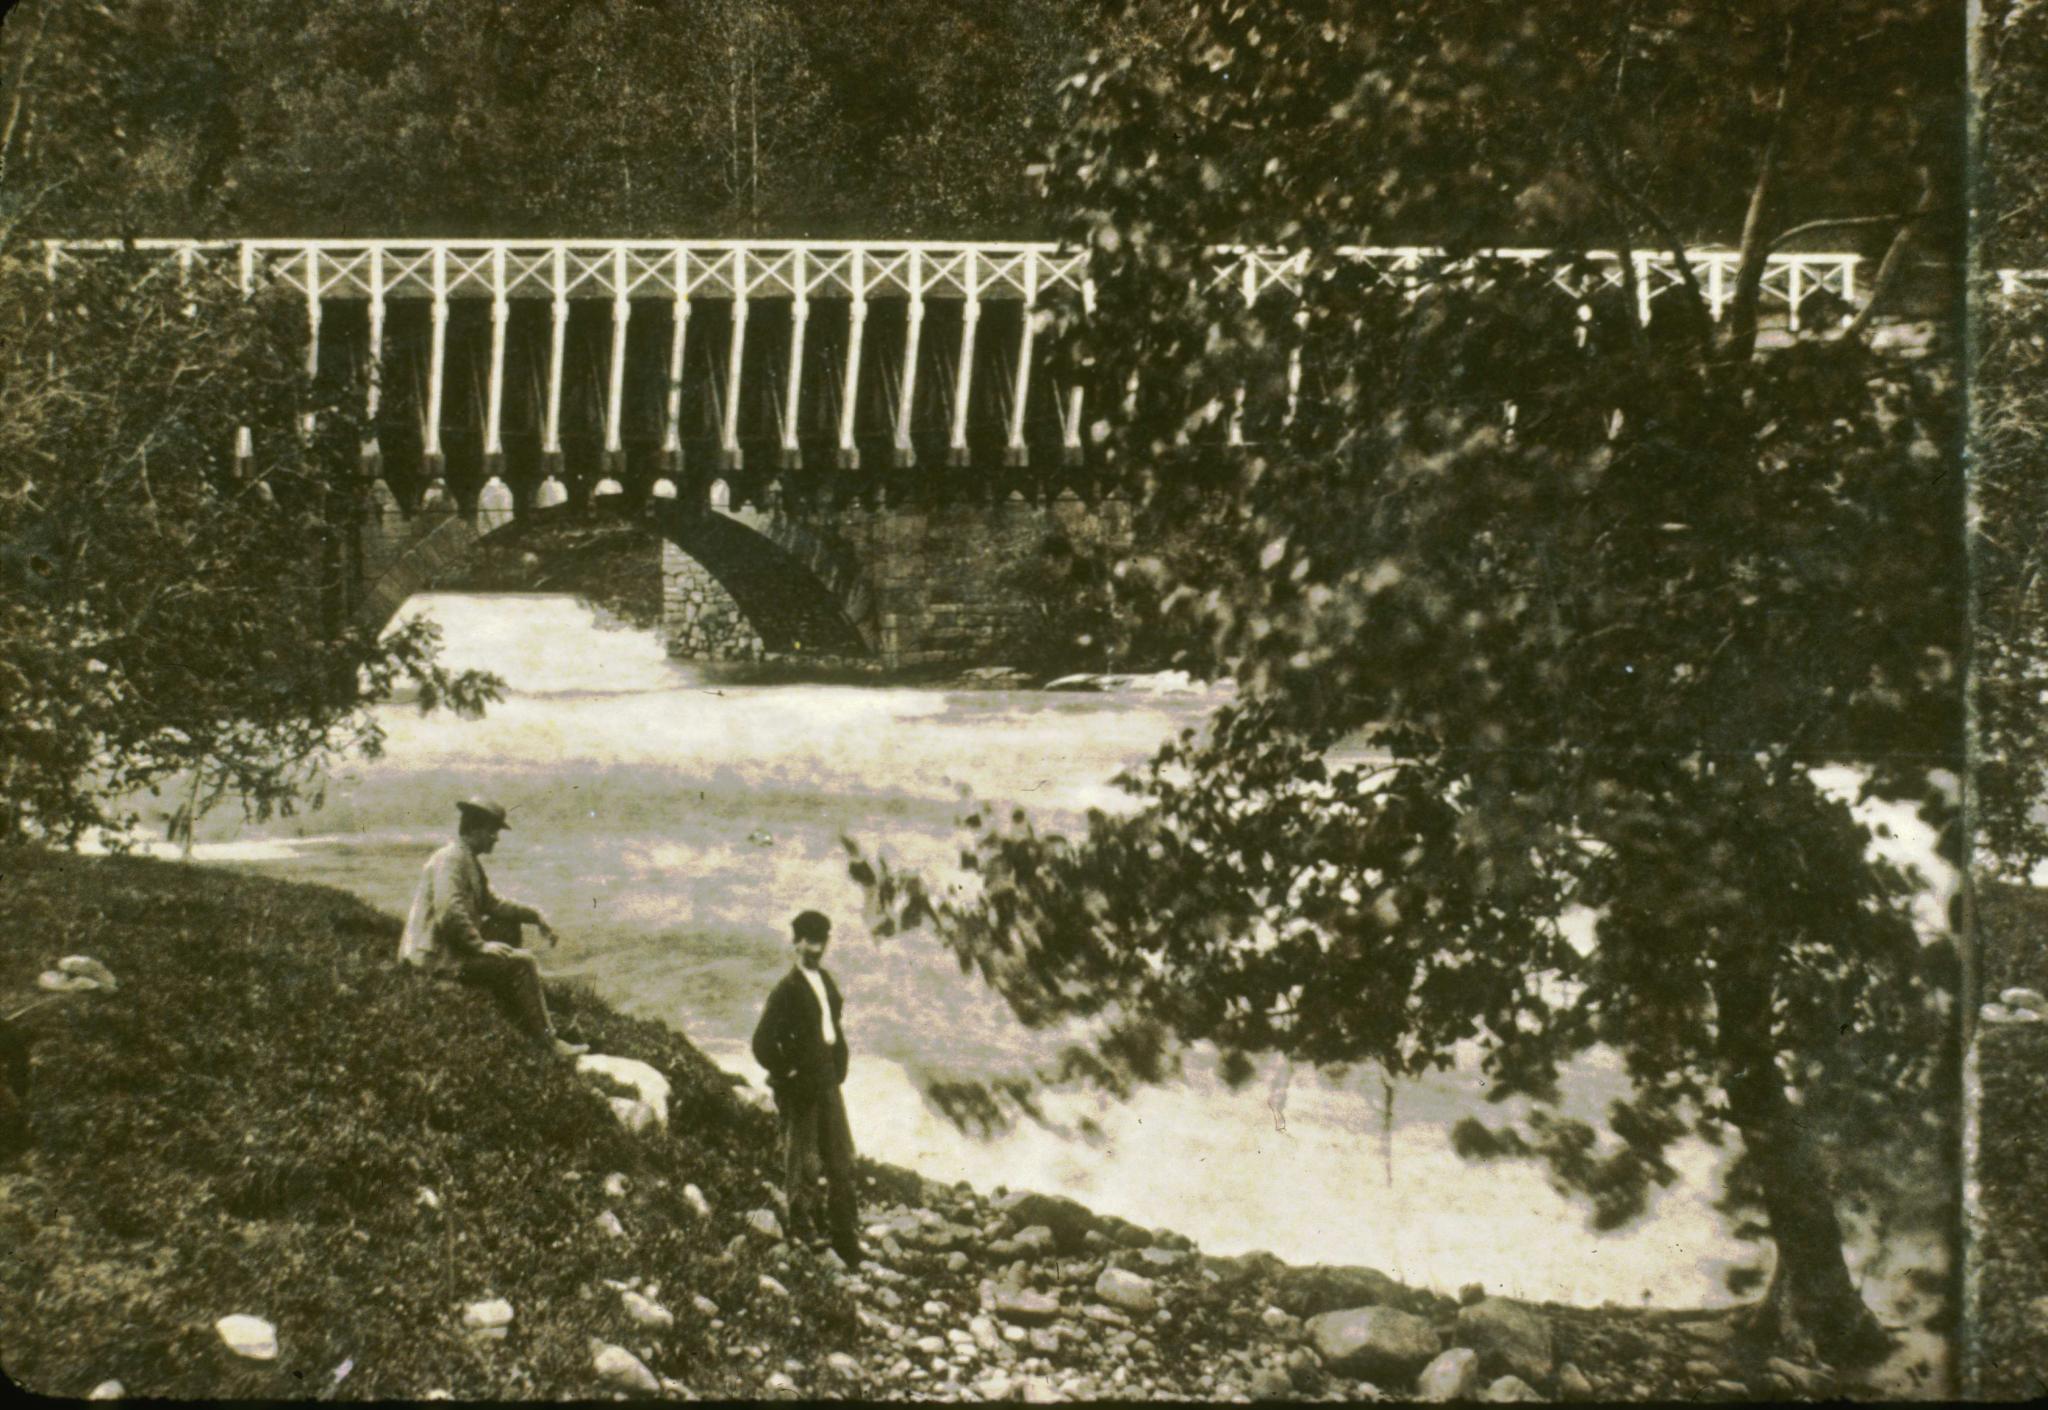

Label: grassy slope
[0,847,1938,1402]
[0,845,887,1400]
[1974,883,2048,1400]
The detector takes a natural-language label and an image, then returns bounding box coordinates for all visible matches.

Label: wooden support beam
[542,246,567,479]
[948,250,980,468]
[839,250,866,469]
[721,251,748,471]
[302,248,322,440]
[893,252,924,468]
[664,247,689,480]
[233,244,254,477]
[604,246,629,477]
[1062,274,1092,467]
[422,245,450,499]
[1005,254,1037,467]
[363,246,385,477]
[782,249,807,469]
[484,246,508,475]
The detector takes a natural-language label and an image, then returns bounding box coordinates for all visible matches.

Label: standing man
[399,795,588,1059]
[751,910,864,1267]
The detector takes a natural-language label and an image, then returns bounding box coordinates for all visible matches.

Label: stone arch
[646,500,870,658]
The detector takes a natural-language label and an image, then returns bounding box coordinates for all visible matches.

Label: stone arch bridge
[49,238,1872,667]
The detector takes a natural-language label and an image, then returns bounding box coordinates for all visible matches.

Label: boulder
[87,1381,124,1400]
[216,1315,278,1361]
[1555,1363,1593,1400]
[1456,1298,1554,1384]
[995,1191,1100,1252]
[826,1352,861,1377]
[621,1290,674,1330]
[1013,1225,1057,1256]
[1275,1264,1409,1318]
[1204,1249,1286,1287]
[575,1054,672,1129]
[1094,1267,1160,1316]
[461,1298,515,1339]
[992,1288,1063,1326]
[759,1274,790,1299]
[1763,1356,1831,1396]
[603,1172,629,1198]
[56,956,119,990]
[1248,1365,1294,1400]
[593,1343,660,1394]
[747,1208,784,1240]
[1483,1374,1543,1402]
[596,1210,627,1239]
[692,1295,720,1319]
[1416,1347,1481,1402]
[1305,1306,1440,1381]
[683,1183,713,1218]
[1017,1376,1066,1403]
[2002,987,2048,1013]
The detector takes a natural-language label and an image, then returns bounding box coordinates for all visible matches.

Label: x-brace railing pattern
[41,239,1866,515]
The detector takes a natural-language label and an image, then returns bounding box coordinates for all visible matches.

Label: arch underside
[643,501,869,657]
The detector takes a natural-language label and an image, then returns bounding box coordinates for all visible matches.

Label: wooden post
[540,245,568,496]
[1708,255,1727,322]
[421,244,450,503]
[721,249,748,471]
[839,250,867,469]
[948,250,980,467]
[781,249,807,469]
[233,244,254,477]
[894,249,924,468]
[302,248,322,440]
[484,246,508,477]
[663,247,689,482]
[1006,252,1037,467]
[605,246,630,479]
[1062,274,1092,467]
[363,246,386,479]
[1787,259,1803,333]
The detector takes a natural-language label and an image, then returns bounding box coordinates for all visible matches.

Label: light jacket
[399,840,538,973]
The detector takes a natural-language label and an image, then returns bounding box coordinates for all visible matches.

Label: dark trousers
[779,1081,859,1258]
[455,914,553,1039]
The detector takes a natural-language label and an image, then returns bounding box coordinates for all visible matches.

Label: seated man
[399,795,587,1059]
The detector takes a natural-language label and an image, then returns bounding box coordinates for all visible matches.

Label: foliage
[1974,1,2048,881]
[0,0,1128,240]
[853,0,1962,1358]
[0,238,501,844]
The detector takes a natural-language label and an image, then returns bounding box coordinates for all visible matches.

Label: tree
[852,0,1962,1362]
[0,234,501,846]
[1973,0,2048,885]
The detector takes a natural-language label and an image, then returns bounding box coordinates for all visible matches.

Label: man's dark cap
[457,796,511,830]
[792,910,831,941]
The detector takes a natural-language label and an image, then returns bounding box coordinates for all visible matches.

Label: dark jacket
[751,965,849,1099]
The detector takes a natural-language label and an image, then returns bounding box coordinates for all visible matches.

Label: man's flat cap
[456,796,511,830]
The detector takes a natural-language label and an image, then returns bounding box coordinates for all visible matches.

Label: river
[133,592,1949,1338]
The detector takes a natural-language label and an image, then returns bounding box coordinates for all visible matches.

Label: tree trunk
[1722,1060,1889,1364]
[1711,933,1888,1365]
[1719,21,1800,363]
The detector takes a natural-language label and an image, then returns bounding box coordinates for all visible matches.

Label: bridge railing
[41,238,1867,524]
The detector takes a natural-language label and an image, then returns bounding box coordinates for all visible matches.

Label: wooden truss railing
[42,239,1865,515]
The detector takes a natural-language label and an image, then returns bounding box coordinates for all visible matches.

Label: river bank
[0,848,1947,1400]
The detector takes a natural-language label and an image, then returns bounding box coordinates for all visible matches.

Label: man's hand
[535,913,561,948]
[481,940,519,960]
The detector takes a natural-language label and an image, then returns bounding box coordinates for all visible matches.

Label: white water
[143,593,1951,1322]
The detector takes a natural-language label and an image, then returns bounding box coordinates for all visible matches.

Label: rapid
[133,592,1949,1325]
